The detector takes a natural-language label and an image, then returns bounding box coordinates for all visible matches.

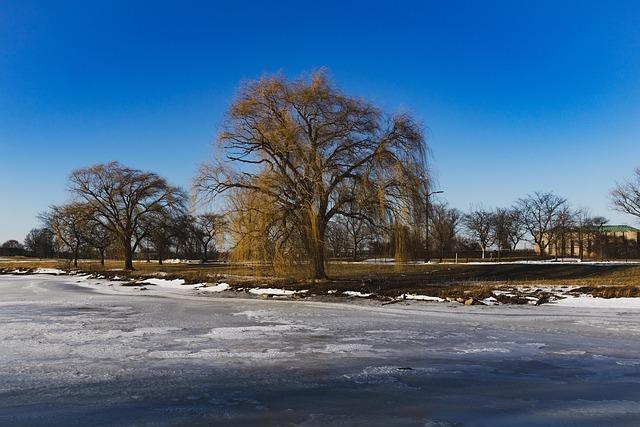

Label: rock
[464,298,475,305]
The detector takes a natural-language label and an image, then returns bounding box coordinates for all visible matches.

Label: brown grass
[2,258,640,295]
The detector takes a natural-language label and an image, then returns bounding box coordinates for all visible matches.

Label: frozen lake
[1,275,639,426]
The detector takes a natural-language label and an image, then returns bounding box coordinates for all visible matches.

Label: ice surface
[1,274,639,426]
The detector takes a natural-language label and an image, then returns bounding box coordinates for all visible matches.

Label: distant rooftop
[600,225,640,233]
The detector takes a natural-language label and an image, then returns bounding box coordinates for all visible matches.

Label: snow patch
[553,295,640,309]
[141,278,186,287]
[248,288,295,296]
[401,294,444,302]
[202,282,230,292]
[343,291,373,298]
[33,268,64,275]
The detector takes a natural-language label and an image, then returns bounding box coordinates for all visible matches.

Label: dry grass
[2,257,640,294]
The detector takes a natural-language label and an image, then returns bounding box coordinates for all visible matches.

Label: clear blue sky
[2,0,640,242]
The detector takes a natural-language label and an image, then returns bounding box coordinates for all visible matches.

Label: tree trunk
[311,246,326,279]
[352,236,358,261]
[73,248,79,268]
[100,249,105,267]
[123,238,134,270]
[307,213,327,280]
[203,243,208,263]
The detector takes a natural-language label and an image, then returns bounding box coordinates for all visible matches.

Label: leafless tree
[326,220,349,258]
[573,211,608,260]
[69,161,185,270]
[517,192,567,257]
[41,203,87,267]
[503,207,527,252]
[1,240,23,249]
[463,207,495,259]
[431,203,462,261]
[493,208,510,258]
[24,228,56,258]
[192,213,225,262]
[81,214,115,267]
[551,205,576,259]
[146,211,178,265]
[196,71,427,279]
[611,168,640,224]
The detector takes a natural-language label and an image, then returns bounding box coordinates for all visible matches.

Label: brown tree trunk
[123,238,134,270]
[538,241,545,258]
[311,246,326,280]
[100,249,105,267]
[307,213,327,280]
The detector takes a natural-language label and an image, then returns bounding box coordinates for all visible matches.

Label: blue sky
[1,0,640,242]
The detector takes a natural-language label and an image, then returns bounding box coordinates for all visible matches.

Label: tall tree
[463,207,495,259]
[611,168,640,224]
[551,205,576,259]
[81,211,115,267]
[1,240,23,249]
[41,203,87,267]
[493,208,511,258]
[69,162,185,270]
[517,192,567,257]
[504,207,527,252]
[192,213,225,262]
[431,203,462,261]
[145,211,177,265]
[24,228,56,258]
[196,71,427,279]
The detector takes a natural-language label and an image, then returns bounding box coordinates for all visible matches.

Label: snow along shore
[1,268,640,309]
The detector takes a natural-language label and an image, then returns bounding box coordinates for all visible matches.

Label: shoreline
[3,267,640,310]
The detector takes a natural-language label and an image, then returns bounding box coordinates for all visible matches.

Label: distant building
[540,225,640,259]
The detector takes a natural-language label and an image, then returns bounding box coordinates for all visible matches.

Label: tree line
[21,162,224,268]
[10,71,640,277]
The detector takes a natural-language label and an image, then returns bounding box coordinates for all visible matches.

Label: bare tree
[517,192,567,257]
[342,214,372,261]
[1,240,23,249]
[463,207,495,259]
[146,211,177,265]
[493,208,511,258]
[41,203,87,267]
[192,213,225,262]
[69,162,185,270]
[24,228,56,258]
[81,213,115,267]
[431,203,462,261]
[196,71,427,279]
[504,207,527,252]
[611,168,640,224]
[551,205,576,260]
[326,220,349,258]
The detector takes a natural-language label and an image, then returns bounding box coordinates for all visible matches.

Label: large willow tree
[198,71,427,279]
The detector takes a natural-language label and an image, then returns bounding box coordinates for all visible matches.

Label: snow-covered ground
[1,274,640,426]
